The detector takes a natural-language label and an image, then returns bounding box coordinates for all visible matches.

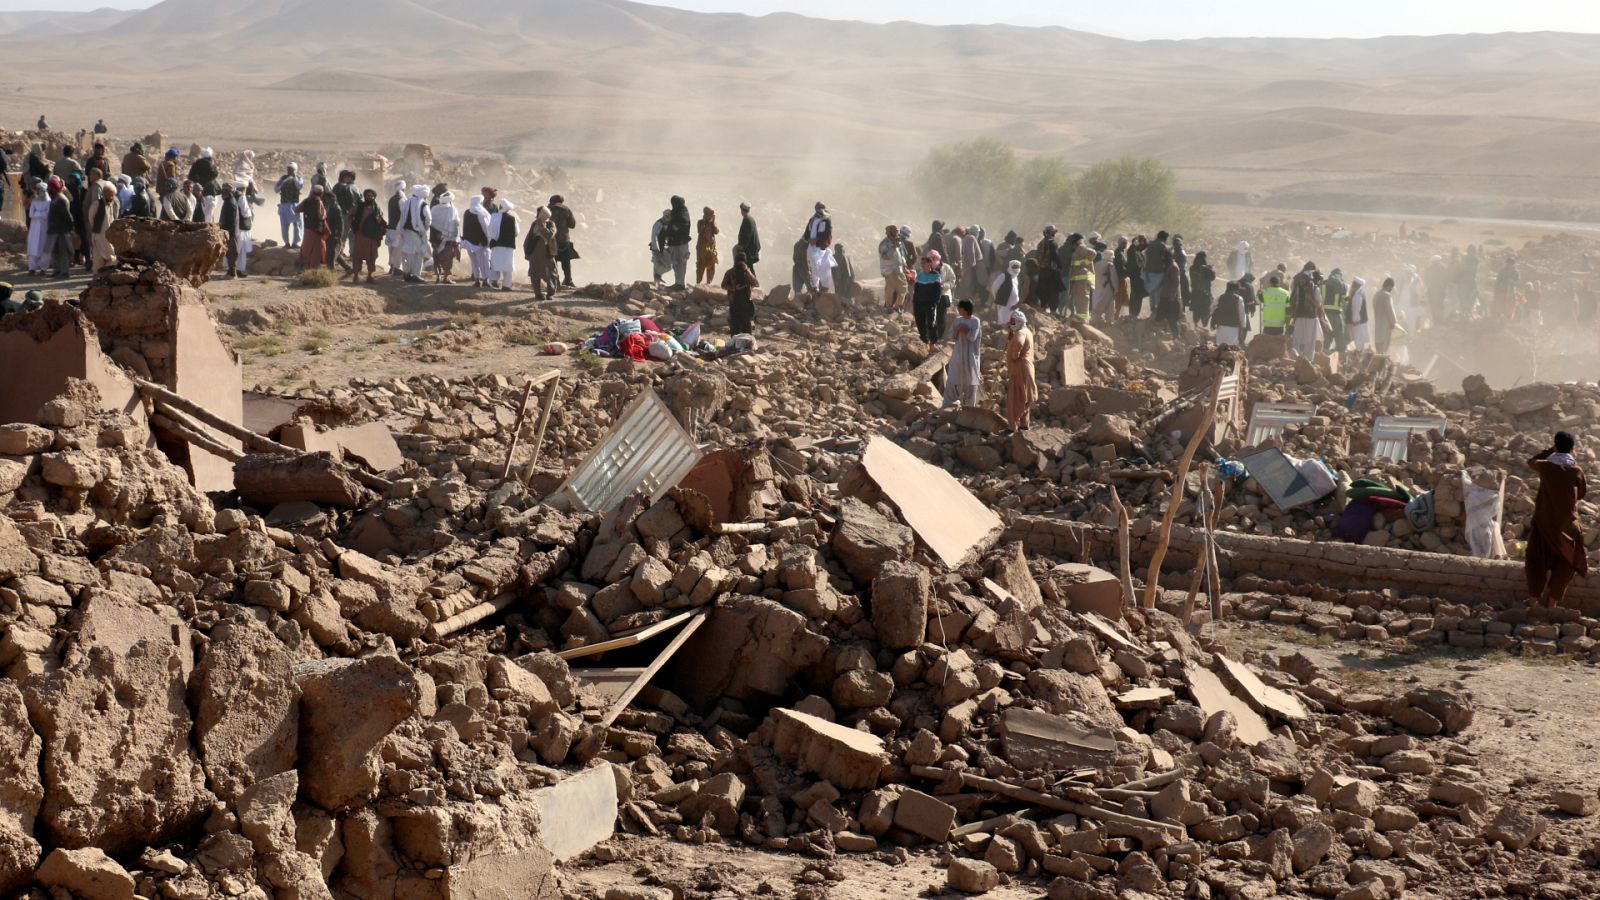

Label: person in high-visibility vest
[1260,274,1290,335]
[1063,231,1096,321]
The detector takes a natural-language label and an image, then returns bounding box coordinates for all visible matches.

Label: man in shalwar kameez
[1527,432,1588,609]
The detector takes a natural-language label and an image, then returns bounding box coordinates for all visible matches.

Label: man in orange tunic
[1527,431,1588,608]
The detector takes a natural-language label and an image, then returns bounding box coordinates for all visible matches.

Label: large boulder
[22,642,212,852]
[191,616,301,802]
[296,655,421,811]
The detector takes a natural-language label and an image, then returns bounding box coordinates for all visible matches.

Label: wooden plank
[556,610,697,661]
[592,608,709,729]
[1214,654,1308,722]
[1184,665,1272,746]
[572,667,648,703]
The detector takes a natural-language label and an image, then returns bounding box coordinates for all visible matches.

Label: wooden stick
[527,375,561,473]
[1108,485,1135,611]
[1206,477,1225,624]
[150,410,243,462]
[425,591,517,641]
[1141,383,1220,610]
[594,607,709,729]
[1181,465,1211,625]
[131,376,393,493]
[957,772,1184,841]
[711,517,801,535]
[499,378,539,483]
[1114,767,1190,792]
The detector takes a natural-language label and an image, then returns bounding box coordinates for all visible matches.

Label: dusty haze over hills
[3,0,1599,221]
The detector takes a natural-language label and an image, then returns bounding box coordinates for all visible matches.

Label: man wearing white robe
[488,199,519,290]
[396,184,431,282]
[461,196,492,287]
[385,179,407,275]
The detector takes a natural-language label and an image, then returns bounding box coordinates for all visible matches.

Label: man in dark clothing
[125,178,154,218]
[187,149,220,221]
[86,143,112,180]
[324,185,349,273]
[549,195,578,288]
[737,202,761,276]
[45,179,75,278]
[665,195,692,290]
[218,183,245,277]
[1527,431,1587,608]
[0,146,10,219]
[331,170,361,260]
[93,119,107,135]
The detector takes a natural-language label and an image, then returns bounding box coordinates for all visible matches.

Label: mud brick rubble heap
[4,359,1600,899]
[6,240,1600,897]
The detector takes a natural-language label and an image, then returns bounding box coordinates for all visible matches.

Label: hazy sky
[2,0,1597,40]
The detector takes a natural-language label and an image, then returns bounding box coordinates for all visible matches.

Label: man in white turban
[488,199,519,290]
[396,184,432,282]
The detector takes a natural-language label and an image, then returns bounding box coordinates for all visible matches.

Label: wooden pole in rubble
[1141,380,1221,611]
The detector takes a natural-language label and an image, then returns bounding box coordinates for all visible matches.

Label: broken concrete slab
[831,496,914,583]
[1000,707,1119,772]
[858,436,1002,569]
[529,765,619,861]
[1214,654,1308,722]
[769,708,889,790]
[1184,665,1272,746]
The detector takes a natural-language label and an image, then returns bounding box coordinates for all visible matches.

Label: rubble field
[3,213,1600,900]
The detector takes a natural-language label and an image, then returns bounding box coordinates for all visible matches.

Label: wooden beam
[556,610,699,661]
[591,608,708,729]
[1141,382,1220,610]
[499,378,539,483]
[150,410,243,462]
[132,375,393,493]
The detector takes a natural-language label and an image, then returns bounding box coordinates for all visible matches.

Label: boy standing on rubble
[1527,431,1587,609]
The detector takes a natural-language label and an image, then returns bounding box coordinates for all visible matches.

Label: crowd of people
[4,132,582,296]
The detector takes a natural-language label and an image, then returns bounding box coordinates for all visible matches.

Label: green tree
[1073,155,1190,235]
[911,138,1020,227]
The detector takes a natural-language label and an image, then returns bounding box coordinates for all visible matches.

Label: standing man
[295,184,329,271]
[386,179,407,276]
[549,194,578,288]
[695,206,719,285]
[1321,268,1349,354]
[649,208,672,284]
[1259,273,1289,337]
[1527,432,1587,609]
[331,170,361,260]
[1288,264,1326,359]
[487,199,519,291]
[804,201,833,295]
[397,184,432,283]
[218,182,246,278]
[1064,232,1095,321]
[431,188,460,284]
[275,163,304,248]
[462,196,492,287]
[736,202,761,277]
[665,195,692,290]
[878,224,909,314]
[45,178,75,278]
[188,148,220,222]
[349,189,386,284]
[523,206,558,300]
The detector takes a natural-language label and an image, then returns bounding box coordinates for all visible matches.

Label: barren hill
[3,0,1598,219]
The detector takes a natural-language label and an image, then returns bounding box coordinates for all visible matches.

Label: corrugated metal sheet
[552,388,703,515]
[1245,402,1315,448]
[1371,415,1447,463]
